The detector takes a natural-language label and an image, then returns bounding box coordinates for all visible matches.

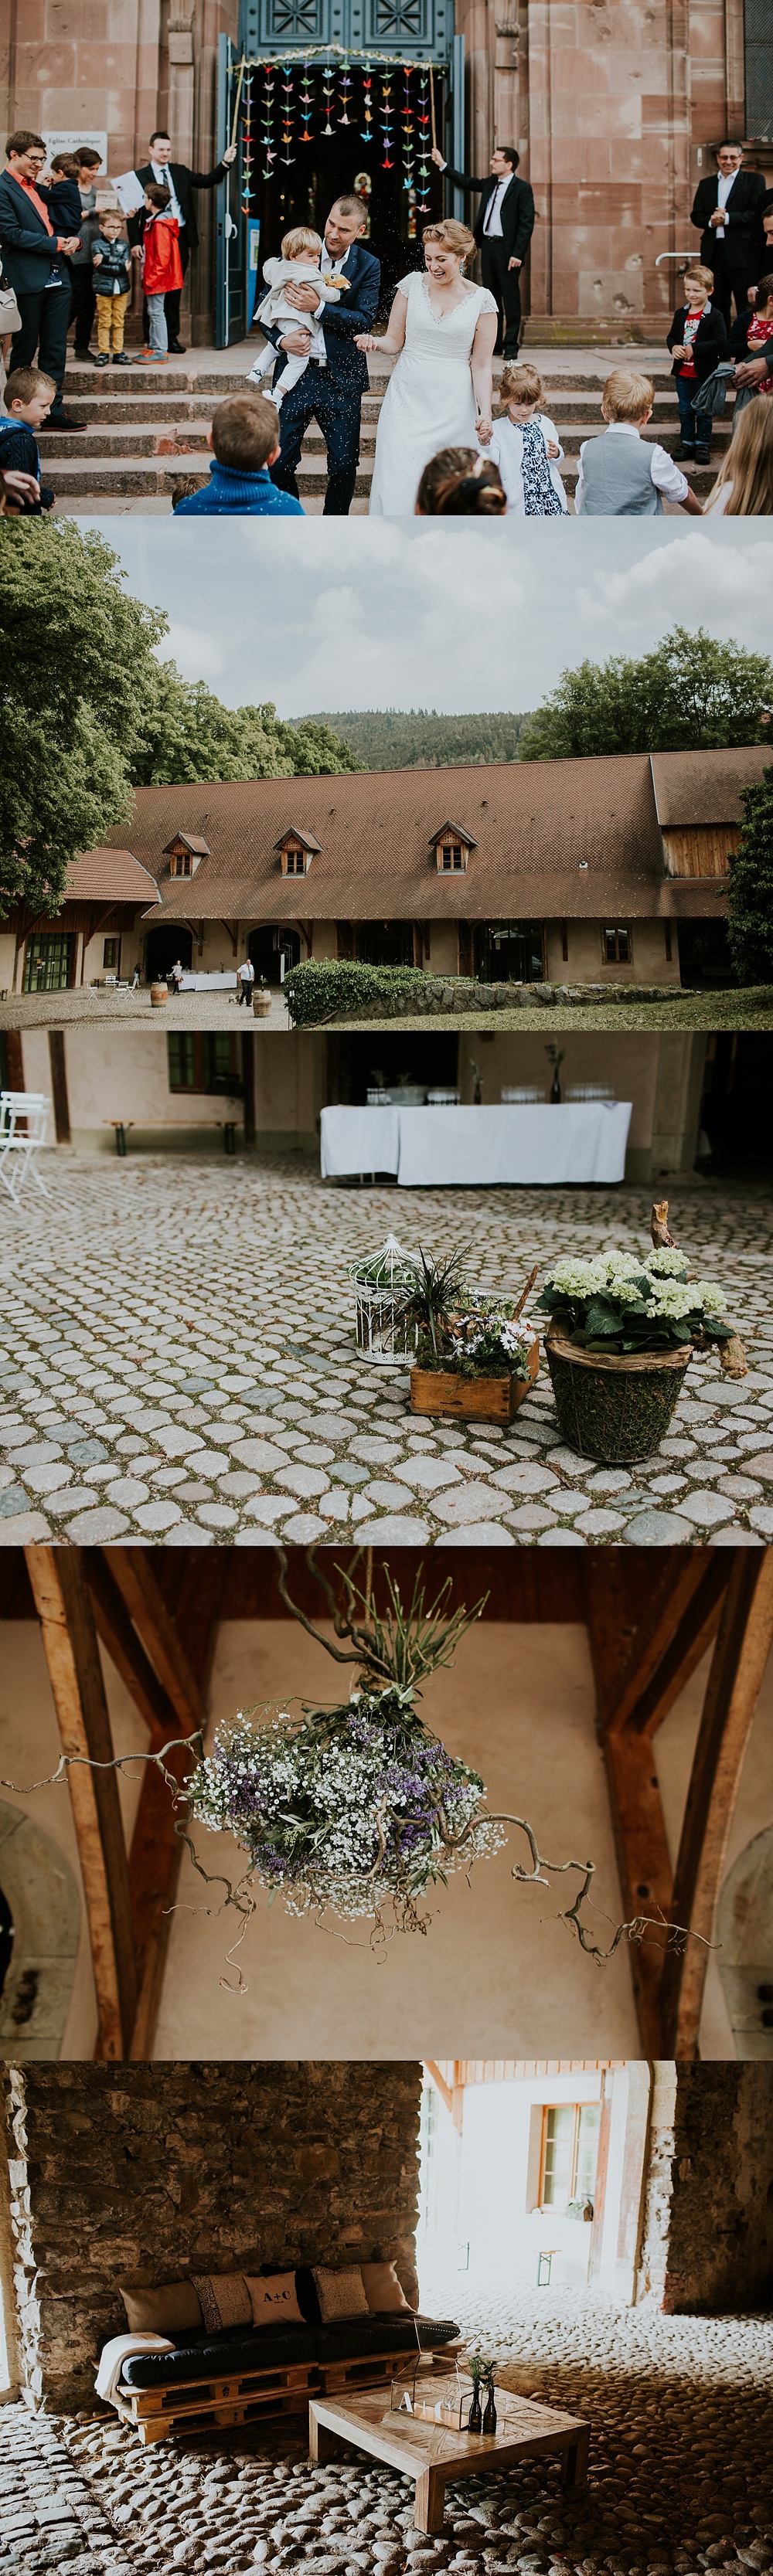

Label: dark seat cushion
[312,2316,461,2362]
[121,2322,316,2390]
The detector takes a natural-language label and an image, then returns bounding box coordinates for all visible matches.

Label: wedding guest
[416,448,506,511]
[0,131,84,430]
[729,272,773,404]
[575,368,704,513]
[0,364,56,511]
[703,396,773,511]
[44,155,83,237]
[130,129,237,353]
[691,143,766,328]
[67,148,102,358]
[91,209,133,366]
[430,141,534,355]
[666,264,727,462]
[237,957,256,1004]
[174,392,304,514]
[171,473,208,508]
[485,360,567,513]
[133,183,182,360]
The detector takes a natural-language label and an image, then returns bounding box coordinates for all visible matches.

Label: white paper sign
[112,169,147,216]
[43,130,107,173]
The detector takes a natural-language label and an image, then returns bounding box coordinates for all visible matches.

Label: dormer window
[162,832,209,880]
[431,820,476,875]
[274,825,322,877]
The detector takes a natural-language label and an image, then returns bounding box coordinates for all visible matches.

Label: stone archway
[0,1803,80,2061]
[717,1827,773,2058]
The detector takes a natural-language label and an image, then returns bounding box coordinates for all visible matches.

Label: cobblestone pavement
[2,1156,773,1549]
[1,2287,771,2576]
[0,991,290,1031]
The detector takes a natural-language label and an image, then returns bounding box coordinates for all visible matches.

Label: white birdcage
[349,1235,418,1368]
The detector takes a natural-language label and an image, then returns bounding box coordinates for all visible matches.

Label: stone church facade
[3,0,772,341]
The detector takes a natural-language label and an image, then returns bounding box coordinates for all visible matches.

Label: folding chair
[0,1093,52,1204]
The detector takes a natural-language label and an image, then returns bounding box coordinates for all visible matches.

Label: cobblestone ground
[2,1157,773,1549]
[1,2289,771,2576]
[0,992,289,1030]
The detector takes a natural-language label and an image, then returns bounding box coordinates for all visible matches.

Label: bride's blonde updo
[423,219,477,269]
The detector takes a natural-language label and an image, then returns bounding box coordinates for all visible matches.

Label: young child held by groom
[245,226,346,407]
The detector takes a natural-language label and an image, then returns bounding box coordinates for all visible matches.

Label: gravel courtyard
[2,1155,773,1549]
[1,2288,771,2576]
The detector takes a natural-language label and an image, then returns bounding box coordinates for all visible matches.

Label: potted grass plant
[537,1238,742,1461]
[404,1250,540,1424]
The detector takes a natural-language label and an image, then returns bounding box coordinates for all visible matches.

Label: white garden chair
[0,1093,52,1205]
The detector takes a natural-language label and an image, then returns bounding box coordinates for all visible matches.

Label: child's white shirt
[574,420,688,509]
[257,256,342,360]
[483,413,568,514]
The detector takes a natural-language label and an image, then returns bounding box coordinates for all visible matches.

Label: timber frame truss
[19,1542,773,2062]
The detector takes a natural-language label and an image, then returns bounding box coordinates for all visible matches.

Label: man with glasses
[0,130,84,428]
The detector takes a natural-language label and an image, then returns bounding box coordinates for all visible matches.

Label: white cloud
[81,518,773,715]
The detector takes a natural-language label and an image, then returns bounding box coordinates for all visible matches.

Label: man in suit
[430,141,534,353]
[691,144,766,327]
[266,196,380,516]
[0,131,84,428]
[129,129,237,352]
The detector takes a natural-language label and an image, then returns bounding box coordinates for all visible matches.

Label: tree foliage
[0,523,360,916]
[519,626,772,761]
[129,671,363,786]
[727,766,773,983]
[305,709,530,768]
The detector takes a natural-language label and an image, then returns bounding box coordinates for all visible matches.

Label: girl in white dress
[355,220,498,517]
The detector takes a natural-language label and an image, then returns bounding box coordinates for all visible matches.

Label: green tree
[519,626,772,760]
[727,766,773,982]
[0,521,167,914]
[304,709,530,767]
[0,523,362,915]
[129,670,362,786]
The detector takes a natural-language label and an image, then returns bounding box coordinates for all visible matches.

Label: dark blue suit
[267,240,380,517]
[0,168,72,416]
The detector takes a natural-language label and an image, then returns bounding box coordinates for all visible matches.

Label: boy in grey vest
[575,368,703,515]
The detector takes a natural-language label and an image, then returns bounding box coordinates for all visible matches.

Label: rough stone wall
[637,2061,773,2312]
[0,2061,422,2411]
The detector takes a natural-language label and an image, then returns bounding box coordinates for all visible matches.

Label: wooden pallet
[319,2349,411,2395]
[113,2360,316,2446]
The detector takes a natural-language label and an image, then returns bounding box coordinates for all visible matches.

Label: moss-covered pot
[545,1320,692,1461]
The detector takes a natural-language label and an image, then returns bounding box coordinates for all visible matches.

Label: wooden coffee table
[308,2377,590,2534]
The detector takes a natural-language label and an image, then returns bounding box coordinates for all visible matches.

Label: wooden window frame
[102,937,121,971]
[602,924,632,966]
[538,2100,600,2211]
[167,1033,242,1096]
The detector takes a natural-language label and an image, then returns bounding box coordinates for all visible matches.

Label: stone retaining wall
[0,2061,422,2409]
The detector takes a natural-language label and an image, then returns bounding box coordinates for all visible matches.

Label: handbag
[0,280,22,333]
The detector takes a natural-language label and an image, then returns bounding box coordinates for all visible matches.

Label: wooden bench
[103,1119,240,1157]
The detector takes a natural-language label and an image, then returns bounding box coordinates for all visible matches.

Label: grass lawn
[314,987,773,1033]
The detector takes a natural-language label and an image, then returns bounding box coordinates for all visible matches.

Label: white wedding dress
[369,270,499,517]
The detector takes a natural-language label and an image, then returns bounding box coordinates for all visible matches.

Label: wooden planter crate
[545,1322,693,1461]
[410,1337,540,1425]
[110,2346,415,2447]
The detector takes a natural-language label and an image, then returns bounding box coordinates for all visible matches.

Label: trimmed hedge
[281,959,724,1026]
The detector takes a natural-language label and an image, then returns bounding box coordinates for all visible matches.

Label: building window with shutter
[169,851,192,878]
[103,938,121,971]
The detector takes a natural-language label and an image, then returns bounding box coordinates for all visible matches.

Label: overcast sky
[83,519,773,715]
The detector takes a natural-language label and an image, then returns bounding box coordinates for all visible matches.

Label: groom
[267,195,380,515]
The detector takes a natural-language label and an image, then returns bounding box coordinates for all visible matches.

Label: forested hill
[301,709,532,769]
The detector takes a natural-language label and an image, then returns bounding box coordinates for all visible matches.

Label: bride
[356,220,498,517]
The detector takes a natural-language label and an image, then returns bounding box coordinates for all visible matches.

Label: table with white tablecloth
[179,971,237,991]
[320,1102,632,1185]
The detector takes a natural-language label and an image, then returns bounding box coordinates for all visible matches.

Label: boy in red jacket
[131,182,182,359]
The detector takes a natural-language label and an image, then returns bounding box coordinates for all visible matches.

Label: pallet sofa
[107,2262,461,2446]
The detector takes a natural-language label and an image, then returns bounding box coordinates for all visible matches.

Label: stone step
[43,445,722,499]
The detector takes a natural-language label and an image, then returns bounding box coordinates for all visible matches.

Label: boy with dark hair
[133,182,182,359]
[0,363,56,509]
[174,391,305,512]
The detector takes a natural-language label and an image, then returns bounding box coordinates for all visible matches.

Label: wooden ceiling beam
[24,1548,138,2061]
[105,1551,209,1740]
[84,1550,178,1742]
[659,1551,773,2059]
[594,1553,713,1738]
[122,1551,226,2059]
[623,1558,730,1738]
[583,1557,673,2054]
